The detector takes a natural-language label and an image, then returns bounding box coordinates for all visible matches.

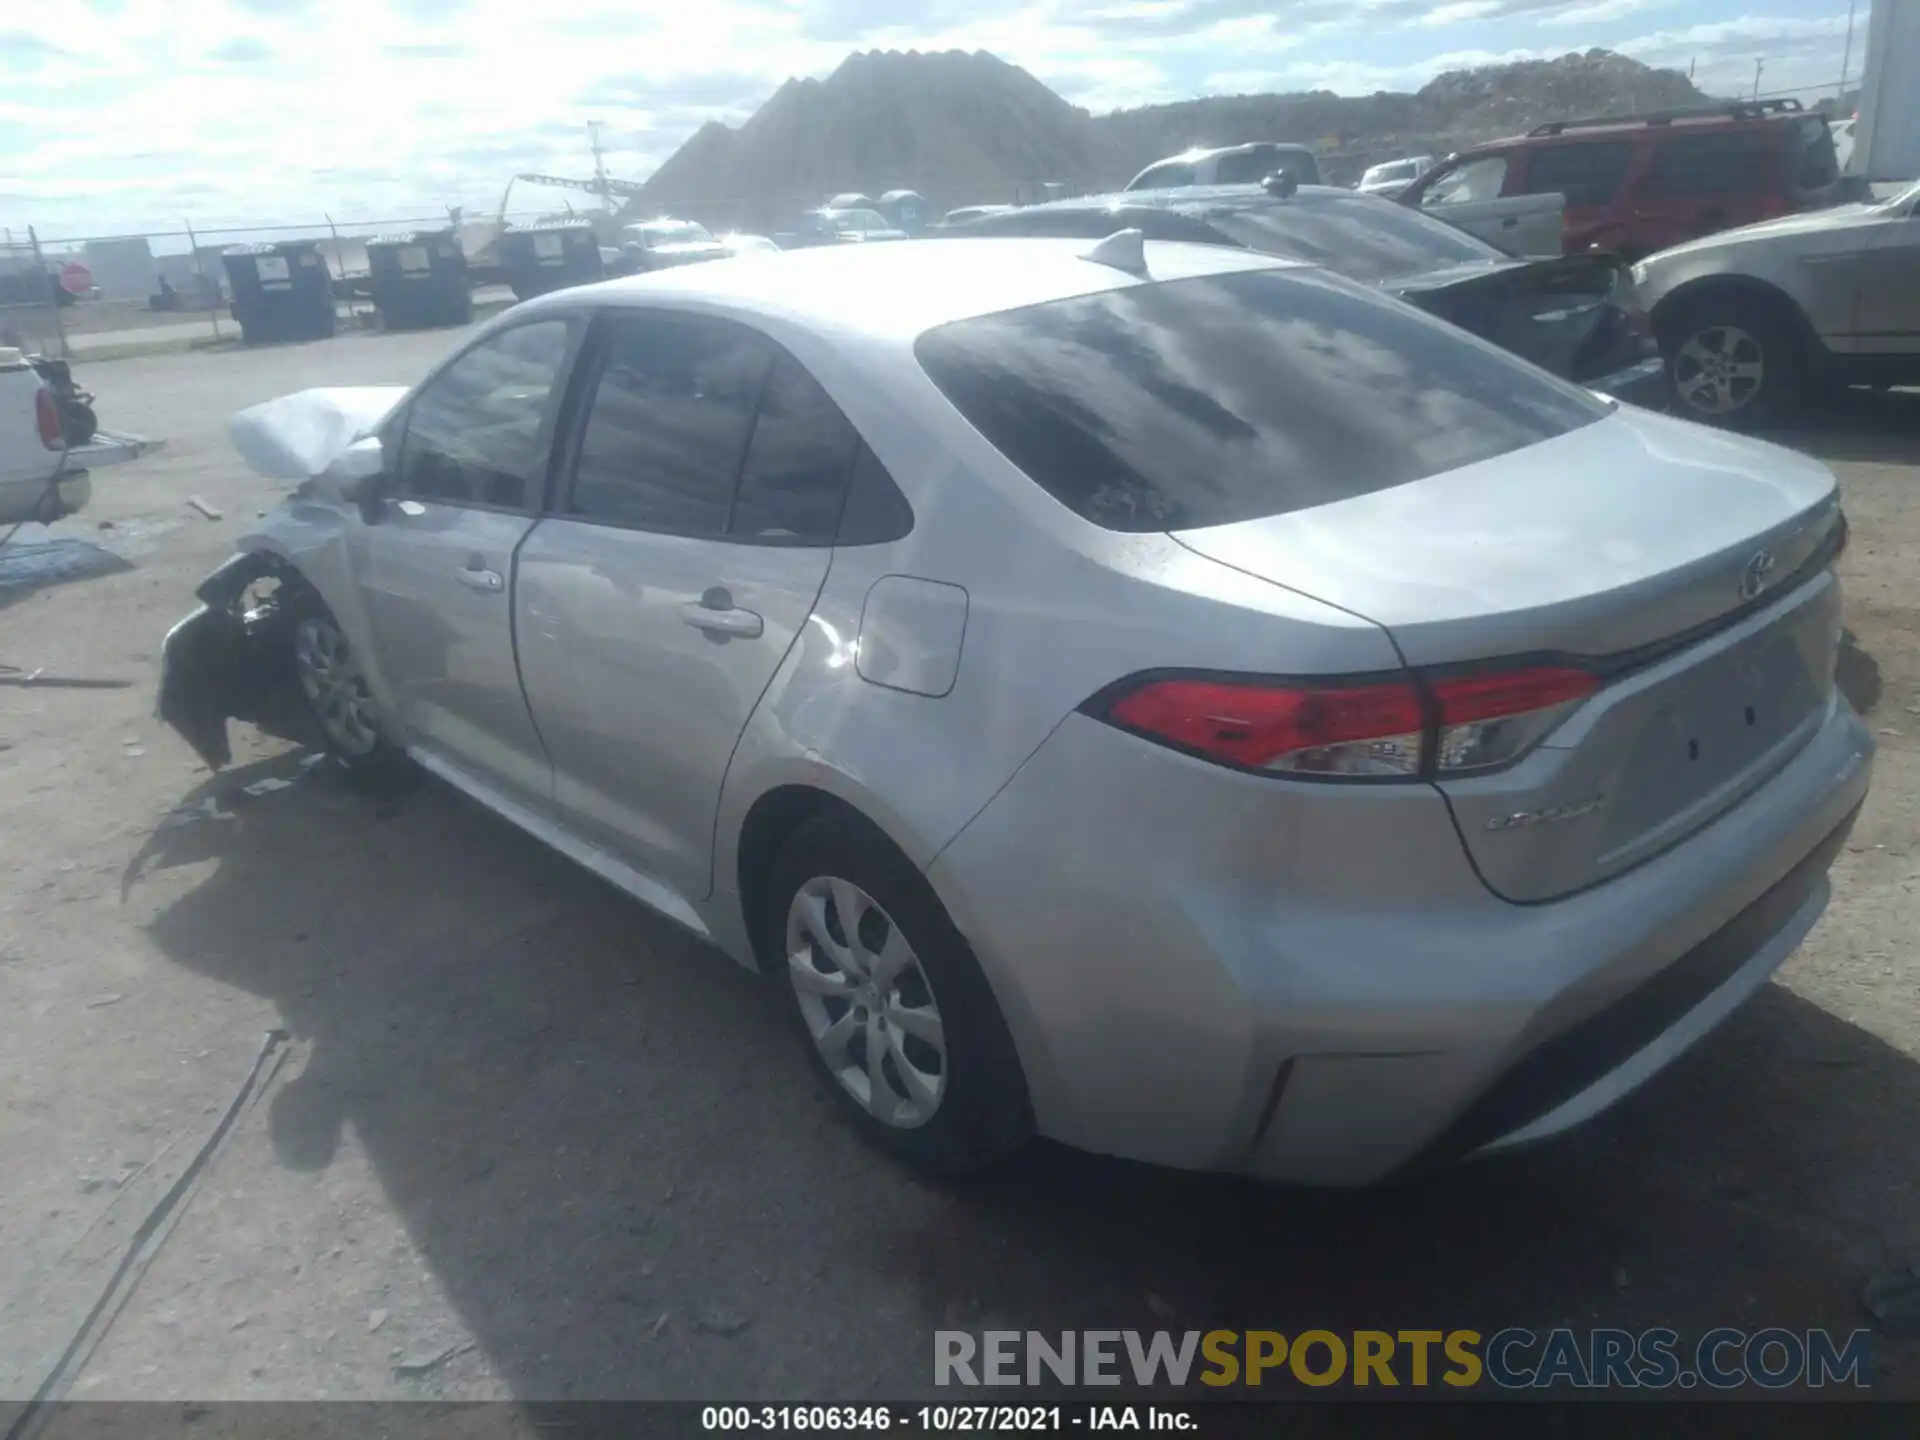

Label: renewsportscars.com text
[934,1328,1873,1390]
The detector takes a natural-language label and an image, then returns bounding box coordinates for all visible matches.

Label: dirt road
[2,335,1916,1408]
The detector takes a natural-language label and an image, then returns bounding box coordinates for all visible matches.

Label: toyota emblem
[1739,549,1777,601]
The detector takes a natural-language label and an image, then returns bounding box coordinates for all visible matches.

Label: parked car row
[941,178,1664,406]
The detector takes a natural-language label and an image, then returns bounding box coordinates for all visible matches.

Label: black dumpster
[499,220,603,300]
[879,189,929,234]
[366,229,472,330]
[222,241,336,344]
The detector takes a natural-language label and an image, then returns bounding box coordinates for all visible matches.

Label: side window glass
[1424,156,1507,206]
[729,355,859,544]
[565,314,773,536]
[1215,151,1271,184]
[396,320,571,509]
[1643,132,1772,197]
[1519,142,1636,207]
[1136,162,1197,189]
[837,442,914,546]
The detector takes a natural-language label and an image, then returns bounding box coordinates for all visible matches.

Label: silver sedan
[158,236,1873,1183]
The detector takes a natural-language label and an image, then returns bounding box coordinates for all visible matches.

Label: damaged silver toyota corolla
[157,240,1872,1183]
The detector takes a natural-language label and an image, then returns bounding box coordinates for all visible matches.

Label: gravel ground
[1,334,1917,1412]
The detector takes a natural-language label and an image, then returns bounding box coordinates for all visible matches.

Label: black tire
[287,601,415,795]
[766,811,1032,1174]
[1662,293,1803,430]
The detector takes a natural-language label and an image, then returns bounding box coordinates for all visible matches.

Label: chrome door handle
[678,601,763,638]
[455,567,504,593]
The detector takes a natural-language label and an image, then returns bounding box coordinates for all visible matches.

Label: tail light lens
[1106,677,1425,778]
[1093,665,1599,782]
[35,387,63,450]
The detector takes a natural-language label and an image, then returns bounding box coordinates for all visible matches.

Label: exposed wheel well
[1651,276,1822,364]
[735,785,877,971]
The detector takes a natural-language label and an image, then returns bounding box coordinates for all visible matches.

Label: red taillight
[1095,665,1599,781]
[1428,668,1598,726]
[1107,677,1425,776]
[35,387,63,450]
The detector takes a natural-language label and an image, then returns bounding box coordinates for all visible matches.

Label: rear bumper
[53,469,90,519]
[929,693,1873,1184]
[0,467,90,525]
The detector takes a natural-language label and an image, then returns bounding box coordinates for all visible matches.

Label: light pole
[1840,0,1858,101]
[1752,57,1764,100]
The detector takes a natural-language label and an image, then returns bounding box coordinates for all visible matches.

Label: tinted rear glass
[1205,194,1503,282]
[1216,148,1321,185]
[1642,130,1773,197]
[915,268,1605,533]
[1521,141,1637,206]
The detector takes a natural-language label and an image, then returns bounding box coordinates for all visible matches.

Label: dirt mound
[631,47,1712,225]
[635,50,1104,231]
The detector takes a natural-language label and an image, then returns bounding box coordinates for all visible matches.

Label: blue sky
[0,0,1865,238]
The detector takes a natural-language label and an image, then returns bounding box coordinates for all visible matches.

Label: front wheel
[291,609,413,792]
[768,812,1031,1174]
[1665,298,1801,429]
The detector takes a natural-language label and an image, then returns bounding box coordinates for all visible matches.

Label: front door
[1412,153,1565,257]
[515,312,851,900]
[358,316,577,811]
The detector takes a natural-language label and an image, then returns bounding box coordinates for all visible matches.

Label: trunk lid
[1174,407,1844,901]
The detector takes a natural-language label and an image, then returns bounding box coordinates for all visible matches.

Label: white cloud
[0,0,1866,235]
[1539,0,1667,27]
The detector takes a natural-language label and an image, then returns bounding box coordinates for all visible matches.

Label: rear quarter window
[914,268,1606,533]
[1642,129,1775,197]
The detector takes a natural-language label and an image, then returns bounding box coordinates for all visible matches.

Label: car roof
[1456,106,1805,157]
[993,182,1370,217]
[1161,142,1317,162]
[518,235,1300,340]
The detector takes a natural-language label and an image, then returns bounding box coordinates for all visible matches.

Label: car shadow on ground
[1781,388,1920,467]
[132,755,1920,1401]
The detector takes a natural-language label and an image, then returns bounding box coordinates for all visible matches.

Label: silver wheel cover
[786,875,947,1128]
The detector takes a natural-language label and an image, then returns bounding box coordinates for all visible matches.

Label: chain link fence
[4,211,571,359]
[0,227,70,358]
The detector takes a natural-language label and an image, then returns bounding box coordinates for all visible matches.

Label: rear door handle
[680,587,763,638]
[679,603,763,638]
[455,567,504,593]
[1501,215,1519,229]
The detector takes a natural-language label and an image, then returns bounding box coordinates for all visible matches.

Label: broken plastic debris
[160,797,236,829]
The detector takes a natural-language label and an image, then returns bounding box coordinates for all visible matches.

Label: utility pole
[1840,0,1857,101]
[589,121,612,215]
[1752,58,1764,99]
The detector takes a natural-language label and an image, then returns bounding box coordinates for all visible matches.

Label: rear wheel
[1664,295,1802,429]
[291,608,413,792]
[768,812,1031,1174]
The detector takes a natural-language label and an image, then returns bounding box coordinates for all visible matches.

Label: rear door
[1413,153,1565,257]
[1510,138,1638,253]
[1632,128,1776,254]
[358,316,578,811]
[514,312,847,899]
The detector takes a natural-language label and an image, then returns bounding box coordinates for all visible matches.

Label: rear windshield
[915,268,1606,533]
[1217,147,1321,185]
[1204,193,1505,283]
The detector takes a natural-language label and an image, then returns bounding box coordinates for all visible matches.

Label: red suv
[1399,99,1841,261]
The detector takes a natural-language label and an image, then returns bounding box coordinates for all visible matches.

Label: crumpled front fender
[156,552,301,769]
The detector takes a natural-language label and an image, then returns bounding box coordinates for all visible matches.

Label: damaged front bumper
[156,551,301,770]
